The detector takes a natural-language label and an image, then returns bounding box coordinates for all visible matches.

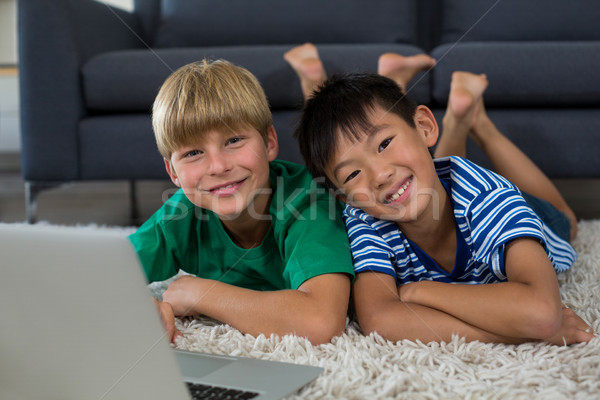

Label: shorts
[522,192,571,242]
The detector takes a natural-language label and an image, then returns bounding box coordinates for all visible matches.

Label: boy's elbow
[356,311,393,340]
[523,301,562,339]
[302,313,346,345]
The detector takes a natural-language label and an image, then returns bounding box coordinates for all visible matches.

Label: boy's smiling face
[325,105,441,223]
[165,126,278,219]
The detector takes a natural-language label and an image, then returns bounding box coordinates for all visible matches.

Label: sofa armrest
[18,0,144,181]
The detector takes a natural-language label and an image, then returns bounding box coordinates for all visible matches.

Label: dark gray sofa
[18,0,600,223]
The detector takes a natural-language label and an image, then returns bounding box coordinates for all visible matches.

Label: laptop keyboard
[186,382,259,399]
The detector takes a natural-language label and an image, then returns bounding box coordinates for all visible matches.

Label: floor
[2,153,600,227]
[0,153,173,227]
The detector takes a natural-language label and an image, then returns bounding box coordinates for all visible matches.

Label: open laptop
[0,224,322,400]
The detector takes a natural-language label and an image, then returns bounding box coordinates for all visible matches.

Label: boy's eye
[184,150,202,158]
[378,137,392,152]
[344,170,360,184]
[226,136,243,145]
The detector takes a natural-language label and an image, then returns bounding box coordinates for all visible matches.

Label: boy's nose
[372,165,393,188]
[207,151,232,175]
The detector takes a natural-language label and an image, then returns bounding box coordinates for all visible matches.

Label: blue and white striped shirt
[343,156,577,284]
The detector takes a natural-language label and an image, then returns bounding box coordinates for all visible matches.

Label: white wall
[0,0,18,152]
[0,0,18,65]
[0,73,19,151]
[102,0,133,11]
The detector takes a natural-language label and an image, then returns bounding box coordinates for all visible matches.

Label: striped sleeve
[343,214,396,278]
[443,156,577,279]
[539,223,577,273]
[467,187,547,279]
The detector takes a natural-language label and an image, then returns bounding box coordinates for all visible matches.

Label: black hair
[294,72,418,189]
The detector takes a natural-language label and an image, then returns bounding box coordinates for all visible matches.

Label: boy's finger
[577,329,596,343]
[172,329,184,344]
[167,326,183,343]
[563,308,592,331]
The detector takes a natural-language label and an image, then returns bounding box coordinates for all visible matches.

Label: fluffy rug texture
[31,220,600,398]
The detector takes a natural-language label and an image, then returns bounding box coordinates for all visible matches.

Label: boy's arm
[162,272,351,345]
[399,238,594,344]
[352,271,524,344]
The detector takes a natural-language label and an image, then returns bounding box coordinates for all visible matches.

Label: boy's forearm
[197,282,338,339]
[357,298,525,344]
[400,280,561,339]
[353,272,525,344]
[163,274,351,344]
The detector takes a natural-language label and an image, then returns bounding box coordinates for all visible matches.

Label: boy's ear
[414,105,439,148]
[266,125,279,162]
[164,158,180,187]
[330,185,348,203]
[334,192,348,203]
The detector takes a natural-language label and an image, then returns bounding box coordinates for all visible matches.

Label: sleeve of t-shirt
[128,189,201,283]
[344,214,397,279]
[281,198,355,289]
[128,217,190,283]
[466,187,545,280]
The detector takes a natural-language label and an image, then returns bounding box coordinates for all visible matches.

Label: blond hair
[152,59,273,159]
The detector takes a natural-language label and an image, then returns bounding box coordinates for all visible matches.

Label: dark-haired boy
[293,66,594,345]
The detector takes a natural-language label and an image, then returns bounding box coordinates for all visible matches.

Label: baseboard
[0,151,20,173]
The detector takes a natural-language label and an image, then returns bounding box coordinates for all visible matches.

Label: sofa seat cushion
[155,0,417,47]
[431,42,600,107]
[82,43,430,112]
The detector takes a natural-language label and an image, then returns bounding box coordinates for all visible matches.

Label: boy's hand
[543,305,595,345]
[152,297,183,343]
[162,275,204,316]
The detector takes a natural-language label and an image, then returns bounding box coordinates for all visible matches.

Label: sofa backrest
[133,0,161,43]
[134,0,600,51]
[143,0,417,48]
[440,0,600,43]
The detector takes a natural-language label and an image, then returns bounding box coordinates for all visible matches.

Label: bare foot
[448,71,488,118]
[435,71,488,158]
[452,73,500,150]
[377,53,436,92]
[284,43,327,101]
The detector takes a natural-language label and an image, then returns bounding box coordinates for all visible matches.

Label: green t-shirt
[129,160,354,290]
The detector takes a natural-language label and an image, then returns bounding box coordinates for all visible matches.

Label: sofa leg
[129,180,140,226]
[25,181,63,224]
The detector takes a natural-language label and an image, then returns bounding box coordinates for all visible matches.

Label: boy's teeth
[388,180,410,202]
[211,183,235,192]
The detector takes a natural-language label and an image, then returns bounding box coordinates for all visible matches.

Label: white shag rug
[24,220,600,398]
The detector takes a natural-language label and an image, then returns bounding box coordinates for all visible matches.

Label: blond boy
[130,60,354,344]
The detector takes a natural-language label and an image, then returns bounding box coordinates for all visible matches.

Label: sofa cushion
[79,115,166,180]
[440,0,600,43]
[154,0,417,47]
[78,111,309,180]
[431,108,600,179]
[430,42,600,107]
[82,43,430,112]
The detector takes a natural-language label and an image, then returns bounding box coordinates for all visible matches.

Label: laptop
[0,224,322,400]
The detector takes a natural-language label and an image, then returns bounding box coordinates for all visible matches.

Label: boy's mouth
[383,176,412,204]
[207,178,247,196]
